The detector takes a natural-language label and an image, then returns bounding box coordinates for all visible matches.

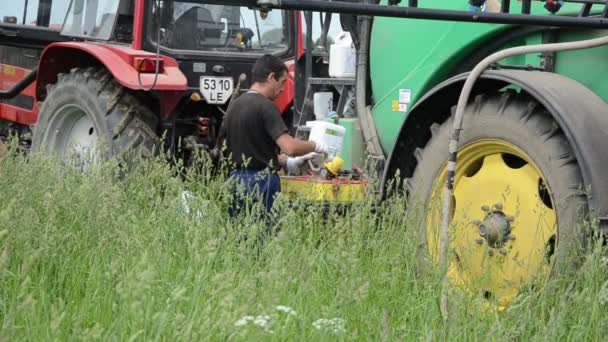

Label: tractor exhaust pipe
[0,68,38,100]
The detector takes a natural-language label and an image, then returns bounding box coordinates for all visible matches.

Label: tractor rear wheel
[409,91,586,308]
[32,67,159,164]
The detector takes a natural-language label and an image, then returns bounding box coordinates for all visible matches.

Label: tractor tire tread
[496,91,513,116]
[33,67,159,160]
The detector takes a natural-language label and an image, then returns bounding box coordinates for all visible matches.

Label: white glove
[313,141,329,154]
[286,152,319,175]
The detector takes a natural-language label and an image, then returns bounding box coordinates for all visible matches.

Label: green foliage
[0,148,606,340]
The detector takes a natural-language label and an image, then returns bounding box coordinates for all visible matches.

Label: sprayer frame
[191,0,608,28]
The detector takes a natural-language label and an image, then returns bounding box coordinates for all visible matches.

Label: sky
[0,1,70,26]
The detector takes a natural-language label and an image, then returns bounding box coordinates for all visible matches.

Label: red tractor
[0,0,301,164]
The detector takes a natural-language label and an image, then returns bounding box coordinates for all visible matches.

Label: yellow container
[280,175,367,203]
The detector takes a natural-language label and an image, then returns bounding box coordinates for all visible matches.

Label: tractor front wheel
[32,68,159,164]
[409,91,586,308]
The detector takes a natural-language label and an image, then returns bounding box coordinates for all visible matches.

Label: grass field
[0,148,606,340]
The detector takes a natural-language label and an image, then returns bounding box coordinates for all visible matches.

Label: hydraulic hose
[439,33,608,269]
[356,0,385,172]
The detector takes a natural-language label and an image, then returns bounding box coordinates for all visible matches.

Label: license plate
[199,76,233,105]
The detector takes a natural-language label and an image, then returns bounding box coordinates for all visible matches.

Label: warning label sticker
[391,100,399,112]
[399,89,411,104]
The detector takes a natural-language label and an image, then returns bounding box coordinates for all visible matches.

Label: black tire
[409,91,586,304]
[32,67,159,162]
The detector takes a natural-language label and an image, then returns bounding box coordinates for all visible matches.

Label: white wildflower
[234,315,254,327]
[234,314,274,333]
[312,317,346,334]
[253,314,272,328]
[276,305,297,316]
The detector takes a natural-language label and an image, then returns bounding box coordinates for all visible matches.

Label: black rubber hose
[0,68,38,100]
[356,0,384,159]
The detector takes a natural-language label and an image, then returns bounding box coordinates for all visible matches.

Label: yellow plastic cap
[324,156,344,176]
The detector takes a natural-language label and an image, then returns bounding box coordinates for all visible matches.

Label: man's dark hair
[251,54,288,83]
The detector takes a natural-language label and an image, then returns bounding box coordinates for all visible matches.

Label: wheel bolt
[476,238,484,245]
[494,203,503,210]
[499,248,507,255]
[508,234,516,241]
[507,215,515,222]
[481,205,490,212]
[479,224,487,237]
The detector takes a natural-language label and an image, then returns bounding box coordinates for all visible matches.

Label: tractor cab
[141,1,297,113]
[153,2,289,54]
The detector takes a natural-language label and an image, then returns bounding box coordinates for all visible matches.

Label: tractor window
[151,2,288,55]
[61,0,121,40]
[0,0,69,30]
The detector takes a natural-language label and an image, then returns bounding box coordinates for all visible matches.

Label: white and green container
[306,120,346,159]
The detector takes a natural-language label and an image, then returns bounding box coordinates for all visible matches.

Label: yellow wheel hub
[426,140,557,308]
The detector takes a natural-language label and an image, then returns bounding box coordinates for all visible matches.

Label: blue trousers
[229,169,281,217]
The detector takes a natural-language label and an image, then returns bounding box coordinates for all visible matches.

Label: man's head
[251,54,289,100]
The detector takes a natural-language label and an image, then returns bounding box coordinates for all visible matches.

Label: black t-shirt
[224,92,288,170]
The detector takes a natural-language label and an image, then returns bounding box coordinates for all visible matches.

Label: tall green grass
[0,147,606,340]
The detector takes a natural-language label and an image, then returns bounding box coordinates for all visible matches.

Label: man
[224,54,327,214]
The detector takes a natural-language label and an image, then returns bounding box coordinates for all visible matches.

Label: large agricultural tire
[409,91,586,308]
[32,67,159,164]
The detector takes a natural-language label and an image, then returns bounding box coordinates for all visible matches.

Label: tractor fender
[384,69,608,226]
[36,42,187,100]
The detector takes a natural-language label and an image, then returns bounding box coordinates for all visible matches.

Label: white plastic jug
[313,92,333,120]
[306,120,346,158]
[329,31,356,78]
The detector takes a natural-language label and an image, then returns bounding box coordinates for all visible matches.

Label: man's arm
[279,151,319,175]
[261,103,327,156]
[275,133,316,156]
